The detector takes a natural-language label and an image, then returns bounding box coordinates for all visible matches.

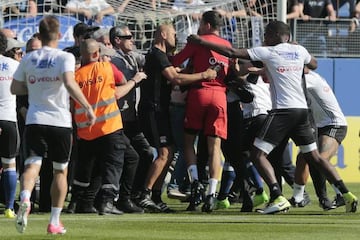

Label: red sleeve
[172,43,196,67]
[110,63,125,85]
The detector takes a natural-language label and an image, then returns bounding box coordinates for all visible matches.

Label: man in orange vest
[72,38,145,215]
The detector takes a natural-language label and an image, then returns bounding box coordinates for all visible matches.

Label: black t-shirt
[140,47,172,112]
[299,0,333,18]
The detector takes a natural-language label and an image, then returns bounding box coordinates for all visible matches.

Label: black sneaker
[288,197,311,207]
[186,180,205,211]
[98,202,123,215]
[155,201,176,213]
[137,192,161,212]
[332,194,345,207]
[202,194,216,213]
[117,199,144,214]
[319,197,336,211]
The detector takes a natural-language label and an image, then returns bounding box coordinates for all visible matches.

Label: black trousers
[123,121,154,195]
[74,130,126,204]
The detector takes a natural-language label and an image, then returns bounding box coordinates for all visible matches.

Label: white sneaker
[15,200,31,233]
[167,188,189,201]
[259,196,291,214]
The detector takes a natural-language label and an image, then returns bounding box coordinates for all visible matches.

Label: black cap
[73,23,100,38]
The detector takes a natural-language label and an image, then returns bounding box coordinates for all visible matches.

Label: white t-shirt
[0,55,19,122]
[242,77,272,119]
[247,43,312,109]
[305,70,347,128]
[66,0,111,12]
[13,46,75,128]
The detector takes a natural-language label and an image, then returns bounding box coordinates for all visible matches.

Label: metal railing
[293,18,360,58]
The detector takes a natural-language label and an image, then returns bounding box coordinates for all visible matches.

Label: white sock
[207,178,218,196]
[331,184,342,195]
[293,183,305,202]
[20,190,31,202]
[50,207,62,226]
[187,165,198,183]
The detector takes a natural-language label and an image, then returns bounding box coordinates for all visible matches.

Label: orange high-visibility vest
[74,61,122,140]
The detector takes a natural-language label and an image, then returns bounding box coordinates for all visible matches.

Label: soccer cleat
[215,198,231,210]
[4,209,16,219]
[343,192,358,213]
[186,180,205,211]
[15,200,31,233]
[288,196,311,207]
[319,198,336,211]
[332,194,345,207]
[202,194,216,213]
[252,191,269,207]
[260,196,291,214]
[47,223,67,235]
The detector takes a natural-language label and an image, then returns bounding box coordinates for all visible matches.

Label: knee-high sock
[3,168,17,209]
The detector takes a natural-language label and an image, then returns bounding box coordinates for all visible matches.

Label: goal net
[0,0,278,51]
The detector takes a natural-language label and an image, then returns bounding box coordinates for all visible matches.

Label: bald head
[80,38,100,64]
[154,23,176,51]
[0,28,16,39]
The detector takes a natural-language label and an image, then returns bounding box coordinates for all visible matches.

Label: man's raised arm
[187,34,250,60]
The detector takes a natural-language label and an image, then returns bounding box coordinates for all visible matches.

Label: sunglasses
[117,35,133,40]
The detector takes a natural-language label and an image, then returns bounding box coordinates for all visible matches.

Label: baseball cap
[73,23,100,38]
[6,38,26,51]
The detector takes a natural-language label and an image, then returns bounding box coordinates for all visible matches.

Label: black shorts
[0,121,19,158]
[24,124,73,163]
[139,110,173,148]
[318,125,347,144]
[256,109,316,153]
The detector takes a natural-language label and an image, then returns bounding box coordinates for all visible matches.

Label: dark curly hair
[0,31,7,55]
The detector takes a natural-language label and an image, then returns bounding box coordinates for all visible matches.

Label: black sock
[269,183,282,201]
[334,180,349,194]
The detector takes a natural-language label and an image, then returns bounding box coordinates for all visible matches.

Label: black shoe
[202,194,216,213]
[117,199,144,214]
[228,191,240,204]
[187,181,204,211]
[319,197,336,211]
[332,194,345,207]
[137,193,161,212]
[155,201,176,213]
[98,202,124,215]
[66,201,76,214]
[75,205,98,214]
[288,197,311,207]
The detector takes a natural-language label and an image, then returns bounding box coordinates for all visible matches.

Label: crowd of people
[2,0,360,28]
[0,5,359,237]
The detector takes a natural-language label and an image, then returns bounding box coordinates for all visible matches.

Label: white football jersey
[242,76,271,119]
[0,55,19,122]
[305,70,347,127]
[248,43,312,109]
[13,46,75,128]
